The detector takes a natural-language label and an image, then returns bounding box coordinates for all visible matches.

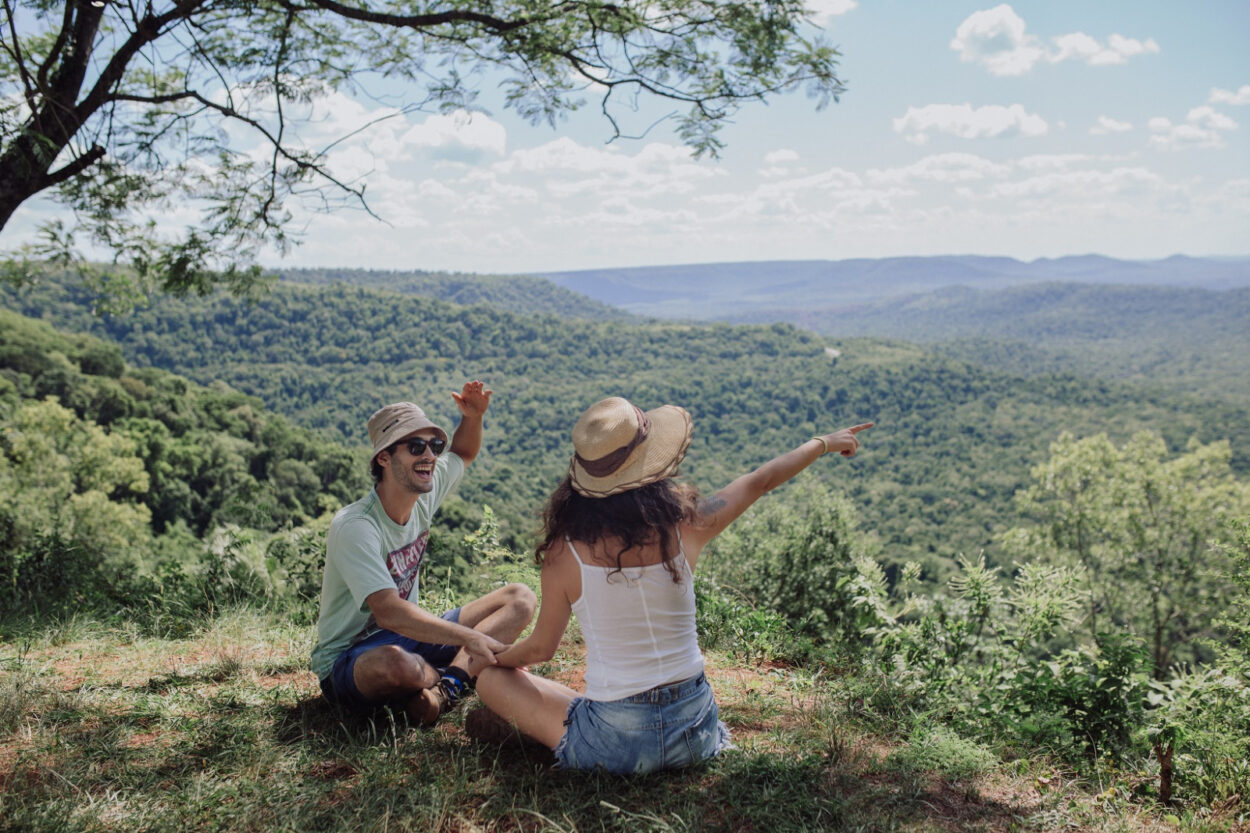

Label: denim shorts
[319,608,461,714]
[553,673,732,775]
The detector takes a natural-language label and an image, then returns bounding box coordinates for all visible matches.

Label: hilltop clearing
[0,609,1190,833]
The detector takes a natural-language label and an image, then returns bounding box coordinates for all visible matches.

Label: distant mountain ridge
[530,255,1250,403]
[723,281,1250,403]
[534,255,1250,318]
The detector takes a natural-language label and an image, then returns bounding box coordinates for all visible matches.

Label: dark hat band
[573,406,650,477]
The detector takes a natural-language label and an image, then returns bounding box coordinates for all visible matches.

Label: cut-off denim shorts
[553,673,732,775]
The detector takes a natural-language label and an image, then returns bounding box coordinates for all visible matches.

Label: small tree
[705,477,881,645]
[1,0,845,305]
[0,396,153,608]
[1001,431,1250,674]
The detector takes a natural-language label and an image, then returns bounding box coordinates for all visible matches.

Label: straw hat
[367,402,448,463]
[569,397,693,498]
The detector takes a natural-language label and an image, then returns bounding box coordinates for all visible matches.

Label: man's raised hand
[452,380,493,417]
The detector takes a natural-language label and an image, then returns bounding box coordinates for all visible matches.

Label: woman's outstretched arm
[490,542,577,668]
[683,423,873,559]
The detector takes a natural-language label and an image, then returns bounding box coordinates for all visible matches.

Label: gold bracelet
[812,436,829,455]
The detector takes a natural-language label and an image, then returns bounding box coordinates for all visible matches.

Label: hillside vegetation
[5,276,1247,579]
[275,267,627,321]
[2,281,1249,829]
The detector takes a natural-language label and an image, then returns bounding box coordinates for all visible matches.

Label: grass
[0,607,1236,833]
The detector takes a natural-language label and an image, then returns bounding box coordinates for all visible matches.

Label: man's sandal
[431,666,474,716]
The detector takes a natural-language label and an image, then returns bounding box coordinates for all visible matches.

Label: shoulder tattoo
[698,495,727,516]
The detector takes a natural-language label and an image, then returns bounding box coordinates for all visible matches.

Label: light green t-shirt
[310,451,466,680]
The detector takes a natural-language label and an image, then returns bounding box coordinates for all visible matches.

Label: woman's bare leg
[474,666,580,749]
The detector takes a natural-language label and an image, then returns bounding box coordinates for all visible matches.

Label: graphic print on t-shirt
[386,530,429,600]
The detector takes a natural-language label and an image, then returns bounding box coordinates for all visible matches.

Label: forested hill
[5,277,1248,578]
[0,307,369,537]
[273,264,1250,404]
[727,282,1250,404]
[274,267,626,321]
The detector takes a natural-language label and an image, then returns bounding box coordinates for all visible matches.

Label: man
[311,380,536,725]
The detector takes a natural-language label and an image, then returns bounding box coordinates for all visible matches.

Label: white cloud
[713,167,911,227]
[893,103,1048,144]
[1090,115,1133,135]
[867,153,1010,184]
[1015,154,1099,171]
[1106,34,1161,60]
[763,149,801,166]
[978,166,1168,202]
[806,0,857,25]
[1210,85,1250,106]
[1204,178,1250,216]
[952,5,1159,76]
[494,137,718,200]
[1149,106,1239,150]
[759,148,803,178]
[398,110,507,157]
[1049,32,1104,64]
[950,5,1043,77]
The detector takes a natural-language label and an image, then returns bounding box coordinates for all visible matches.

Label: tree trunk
[0,2,105,234]
[1154,741,1174,805]
[0,135,61,231]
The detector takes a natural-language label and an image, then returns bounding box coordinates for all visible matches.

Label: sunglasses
[396,437,446,457]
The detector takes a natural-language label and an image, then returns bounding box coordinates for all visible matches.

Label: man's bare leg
[347,583,536,726]
[350,644,443,724]
[447,583,537,677]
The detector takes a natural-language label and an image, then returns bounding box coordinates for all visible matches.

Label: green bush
[704,477,883,648]
[263,513,334,622]
[694,578,814,664]
[886,724,998,781]
[1145,667,1250,806]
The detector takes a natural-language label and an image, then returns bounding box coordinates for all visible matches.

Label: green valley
[2,268,1248,831]
[4,274,1247,576]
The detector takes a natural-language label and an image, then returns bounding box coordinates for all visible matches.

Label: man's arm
[448,380,492,464]
[366,589,504,670]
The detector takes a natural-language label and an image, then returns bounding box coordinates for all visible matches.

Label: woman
[471,396,872,774]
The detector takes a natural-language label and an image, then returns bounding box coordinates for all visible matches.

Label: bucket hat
[367,402,448,462]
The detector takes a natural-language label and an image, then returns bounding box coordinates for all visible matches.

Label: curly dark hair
[370,444,397,483]
[536,477,700,583]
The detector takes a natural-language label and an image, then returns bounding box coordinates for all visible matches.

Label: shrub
[704,477,883,648]
[887,724,998,781]
[695,578,814,664]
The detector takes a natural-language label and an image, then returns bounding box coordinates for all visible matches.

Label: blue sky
[10,1,1250,274]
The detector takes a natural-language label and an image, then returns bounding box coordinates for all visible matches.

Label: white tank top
[567,534,705,701]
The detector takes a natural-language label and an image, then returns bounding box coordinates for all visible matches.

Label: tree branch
[44,144,107,187]
[76,0,210,124]
[34,0,76,94]
[278,0,536,33]
[264,9,296,223]
[110,89,378,218]
[1,0,38,114]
